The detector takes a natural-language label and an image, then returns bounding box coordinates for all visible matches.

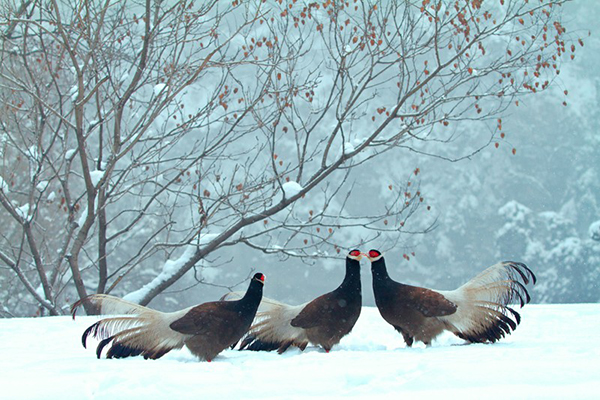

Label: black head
[365,249,383,262]
[252,273,266,284]
[347,249,364,261]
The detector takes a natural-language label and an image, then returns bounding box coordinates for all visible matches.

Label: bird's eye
[349,250,361,257]
[369,250,381,258]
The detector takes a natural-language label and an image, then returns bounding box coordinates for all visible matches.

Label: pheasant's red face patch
[369,250,381,258]
[349,250,361,257]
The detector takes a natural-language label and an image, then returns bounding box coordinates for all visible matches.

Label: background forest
[0,0,597,317]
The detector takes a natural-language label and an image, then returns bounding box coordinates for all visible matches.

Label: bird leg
[393,326,414,347]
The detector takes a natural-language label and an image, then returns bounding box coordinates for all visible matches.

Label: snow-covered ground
[1,304,599,399]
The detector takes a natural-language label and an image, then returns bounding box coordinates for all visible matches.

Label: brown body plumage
[367,250,536,346]
[72,273,265,361]
[225,250,363,353]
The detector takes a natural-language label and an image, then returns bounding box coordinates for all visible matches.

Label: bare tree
[0,0,581,315]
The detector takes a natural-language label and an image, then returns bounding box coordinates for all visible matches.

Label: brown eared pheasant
[366,249,536,346]
[72,272,265,362]
[226,249,363,353]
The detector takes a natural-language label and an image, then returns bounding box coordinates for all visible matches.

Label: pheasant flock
[72,249,536,362]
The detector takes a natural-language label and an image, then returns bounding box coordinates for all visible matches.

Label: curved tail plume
[439,261,536,343]
[72,294,189,359]
[222,292,309,353]
[71,294,153,319]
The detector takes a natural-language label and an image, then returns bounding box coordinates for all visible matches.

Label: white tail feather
[224,294,309,353]
[438,261,535,342]
[72,294,154,317]
[73,294,191,359]
[221,291,286,312]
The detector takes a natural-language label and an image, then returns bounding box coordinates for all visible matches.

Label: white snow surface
[0,304,599,399]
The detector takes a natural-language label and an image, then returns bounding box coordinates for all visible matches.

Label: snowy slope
[1,304,599,400]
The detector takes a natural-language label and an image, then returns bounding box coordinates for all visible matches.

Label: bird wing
[400,285,458,317]
[289,293,333,329]
[169,302,237,336]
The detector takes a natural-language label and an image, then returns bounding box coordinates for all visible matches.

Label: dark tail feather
[238,335,256,351]
[238,335,302,353]
[511,280,530,307]
[107,342,144,359]
[276,340,295,354]
[91,329,171,360]
[147,347,171,360]
[504,261,537,286]
[81,322,102,348]
[502,262,535,307]
[239,336,284,352]
[506,306,522,325]
[71,298,85,319]
[96,337,114,359]
[450,261,535,344]
[71,295,102,318]
[498,311,518,331]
